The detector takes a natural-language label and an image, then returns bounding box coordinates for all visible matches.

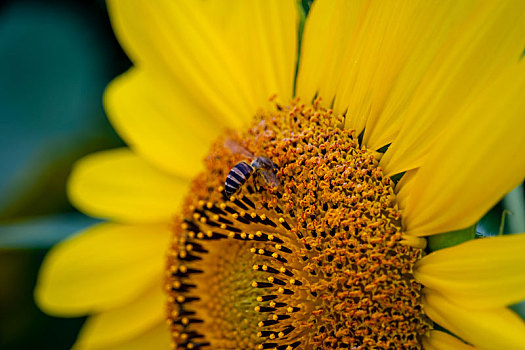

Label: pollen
[166,99,432,349]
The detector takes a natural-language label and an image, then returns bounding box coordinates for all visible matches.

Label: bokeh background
[1,0,128,348]
[0,1,523,349]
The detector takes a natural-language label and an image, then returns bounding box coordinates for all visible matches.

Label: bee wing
[224,139,255,158]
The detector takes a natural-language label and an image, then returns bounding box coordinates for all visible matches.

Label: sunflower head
[34,1,525,350]
[166,99,431,349]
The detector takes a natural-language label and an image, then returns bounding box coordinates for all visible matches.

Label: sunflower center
[166,99,432,349]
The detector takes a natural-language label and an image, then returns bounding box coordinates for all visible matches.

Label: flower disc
[166,99,432,349]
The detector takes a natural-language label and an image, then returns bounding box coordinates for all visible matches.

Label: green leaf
[428,224,476,251]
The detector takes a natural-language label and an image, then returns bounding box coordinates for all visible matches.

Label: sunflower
[35,0,525,349]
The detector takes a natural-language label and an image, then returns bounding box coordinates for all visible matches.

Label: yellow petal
[296,0,367,105]
[380,0,525,175]
[422,331,477,350]
[74,282,165,349]
[35,223,169,316]
[68,148,188,223]
[403,61,525,236]
[415,234,525,309]
[107,0,297,130]
[77,323,170,350]
[334,0,448,136]
[298,1,525,152]
[104,69,223,179]
[395,168,418,211]
[423,289,525,350]
[221,1,297,108]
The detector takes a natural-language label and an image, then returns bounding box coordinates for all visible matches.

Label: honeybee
[223,139,280,198]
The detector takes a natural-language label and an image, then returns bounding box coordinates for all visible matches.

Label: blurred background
[0,1,523,349]
[0,0,127,348]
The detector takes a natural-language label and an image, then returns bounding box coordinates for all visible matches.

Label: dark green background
[0,1,127,348]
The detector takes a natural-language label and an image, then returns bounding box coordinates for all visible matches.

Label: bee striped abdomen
[224,161,253,197]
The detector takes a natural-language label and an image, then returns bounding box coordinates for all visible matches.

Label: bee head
[251,156,276,171]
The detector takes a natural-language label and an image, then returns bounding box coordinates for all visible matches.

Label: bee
[223,139,280,198]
